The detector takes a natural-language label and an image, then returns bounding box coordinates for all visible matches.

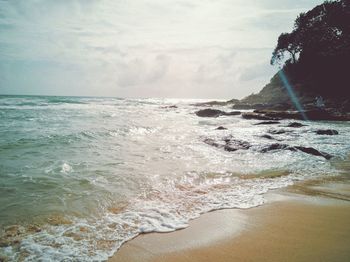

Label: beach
[1,96,349,260]
[110,178,350,262]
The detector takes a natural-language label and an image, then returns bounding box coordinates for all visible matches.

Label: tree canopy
[270,0,350,98]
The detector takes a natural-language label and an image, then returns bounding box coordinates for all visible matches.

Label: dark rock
[224,139,251,152]
[225,111,241,116]
[286,122,307,128]
[253,110,303,120]
[195,109,241,118]
[196,109,223,117]
[293,146,333,160]
[315,129,339,135]
[254,121,280,125]
[232,102,290,111]
[259,144,332,160]
[167,105,178,109]
[242,112,280,121]
[232,103,257,110]
[224,145,238,152]
[216,126,227,130]
[253,109,350,121]
[260,143,289,153]
[260,134,275,140]
[203,138,223,148]
[204,136,250,152]
[268,129,291,135]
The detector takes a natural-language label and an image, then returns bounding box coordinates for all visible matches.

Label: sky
[0,0,324,99]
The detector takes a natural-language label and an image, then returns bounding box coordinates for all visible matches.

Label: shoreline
[109,178,350,262]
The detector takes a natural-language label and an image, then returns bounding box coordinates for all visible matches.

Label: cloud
[0,0,325,98]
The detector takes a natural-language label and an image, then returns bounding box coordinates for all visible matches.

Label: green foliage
[271,0,350,97]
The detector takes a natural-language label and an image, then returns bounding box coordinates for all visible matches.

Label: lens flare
[278,69,308,120]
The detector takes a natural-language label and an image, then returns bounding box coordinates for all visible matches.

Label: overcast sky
[0,0,324,99]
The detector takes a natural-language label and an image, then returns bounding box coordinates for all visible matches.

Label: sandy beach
[110,178,350,262]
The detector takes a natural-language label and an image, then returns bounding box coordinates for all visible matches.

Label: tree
[270,0,350,97]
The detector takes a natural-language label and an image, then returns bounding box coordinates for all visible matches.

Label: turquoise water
[0,95,349,261]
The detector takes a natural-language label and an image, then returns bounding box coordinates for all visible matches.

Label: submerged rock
[315,129,339,135]
[242,112,279,121]
[252,109,350,121]
[259,143,332,160]
[254,121,280,125]
[4,225,25,238]
[294,146,333,160]
[260,143,290,153]
[224,139,251,152]
[286,122,307,128]
[260,134,275,140]
[203,138,223,148]
[161,105,178,109]
[268,129,291,135]
[195,109,241,118]
[204,136,250,152]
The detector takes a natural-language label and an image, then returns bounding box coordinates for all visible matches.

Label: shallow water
[0,95,349,261]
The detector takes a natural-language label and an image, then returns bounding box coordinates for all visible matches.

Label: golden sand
[110,180,350,262]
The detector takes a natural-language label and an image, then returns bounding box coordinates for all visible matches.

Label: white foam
[60,163,73,174]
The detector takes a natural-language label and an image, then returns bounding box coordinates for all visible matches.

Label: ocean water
[0,95,349,261]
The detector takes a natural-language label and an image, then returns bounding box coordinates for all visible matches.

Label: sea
[0,95,349,261]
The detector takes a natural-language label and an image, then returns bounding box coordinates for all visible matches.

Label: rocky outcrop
[315,129,339,135]
[293,146,332,160]
[252,109,350,121]
[195,109,241,118]
[260,143,289,153]
[259,143,332,160]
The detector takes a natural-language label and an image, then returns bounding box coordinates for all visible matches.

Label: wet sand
[110,180,350,262]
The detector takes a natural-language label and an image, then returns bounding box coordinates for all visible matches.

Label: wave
[0,170,301,261]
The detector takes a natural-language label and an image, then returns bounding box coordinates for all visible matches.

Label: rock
[224,139,251,152]
[260,143,289,153]
[241,112,280,121]
[27,225,41,233]
[253,109,350,121]
[225,111,242,116]
[268,129,291,135]
[286,122,307,128]
[0,237,21,247]
[162,105,178,109]
[196,109,223,117]
[203,138,223,148]
[254,121,280,125]
[253,110,303,120]
[293,146,333,160]
[259,144,332,160]
[260,134,275,140]
[315,129,339,135]
[204,136,250,152]
[4,225,25,237]
[195,109,241,118]
[216,126,227,130]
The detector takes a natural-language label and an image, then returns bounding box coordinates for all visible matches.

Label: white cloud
[0,0,325,98]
